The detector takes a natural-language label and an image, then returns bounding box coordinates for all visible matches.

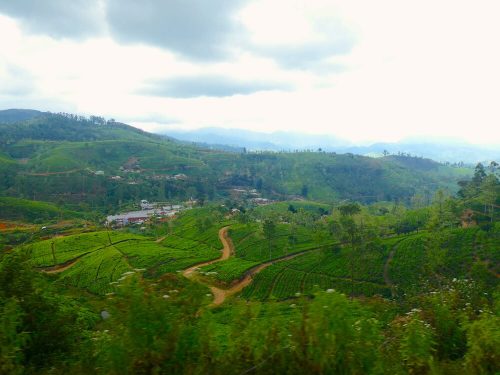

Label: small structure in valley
[106,199,186,227]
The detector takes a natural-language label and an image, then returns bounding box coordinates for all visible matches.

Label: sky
[0,0,499,145]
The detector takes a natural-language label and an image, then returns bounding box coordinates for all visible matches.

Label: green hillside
[0,197,81,223]
[0,111,471,210]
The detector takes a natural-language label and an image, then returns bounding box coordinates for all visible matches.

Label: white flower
[162,294,170,299]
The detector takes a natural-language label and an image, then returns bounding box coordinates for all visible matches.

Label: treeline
[0,112,156,146]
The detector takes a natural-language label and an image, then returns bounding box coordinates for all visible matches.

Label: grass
[0,197,81,223]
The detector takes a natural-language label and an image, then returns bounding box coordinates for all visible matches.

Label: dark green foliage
[0,252,97,371]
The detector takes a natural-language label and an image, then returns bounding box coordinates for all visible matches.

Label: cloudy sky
[0,0,499,145]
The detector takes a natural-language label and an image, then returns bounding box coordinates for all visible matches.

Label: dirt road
[183,227,324,306]
[182,226,233,279]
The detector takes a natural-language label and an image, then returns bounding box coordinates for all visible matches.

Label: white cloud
[0,1,499,145]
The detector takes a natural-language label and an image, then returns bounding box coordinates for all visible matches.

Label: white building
[140,199,155,210]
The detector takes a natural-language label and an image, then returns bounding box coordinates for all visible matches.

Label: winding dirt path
[155,236,167,243]
[22,168,82,176]
[39,252,88,273]
[183,227,327,306]
[182,226,233,279]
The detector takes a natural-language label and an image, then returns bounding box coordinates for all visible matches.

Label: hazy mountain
[163,127,499,164]
[163,127,350,152]
[0,108,45,123]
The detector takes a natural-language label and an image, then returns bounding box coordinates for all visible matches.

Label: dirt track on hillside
[183,227,324,306]
[39,252,88,273]
[182,226,233,279]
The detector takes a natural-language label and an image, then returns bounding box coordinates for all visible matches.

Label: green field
[23,228,222,294]
[241,227,499,301]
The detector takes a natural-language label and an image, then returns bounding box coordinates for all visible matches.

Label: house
[251,198,270,205]
[173,173,188,180]
[106,209,154,226]
[140,199,155,210]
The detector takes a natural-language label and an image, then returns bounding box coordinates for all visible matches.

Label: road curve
[182,226,233,279]
[183,226,325,306]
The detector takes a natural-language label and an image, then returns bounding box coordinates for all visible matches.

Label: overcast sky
[0,0,499,145]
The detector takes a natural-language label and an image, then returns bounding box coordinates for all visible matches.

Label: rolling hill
[0,109,472,210]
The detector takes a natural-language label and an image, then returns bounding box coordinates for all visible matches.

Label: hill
[0,110,472,210]
[0,197,81,223]
[0,108,44,123]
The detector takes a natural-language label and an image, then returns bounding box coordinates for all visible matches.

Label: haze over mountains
[2,109,497,164]
[165,127,499,164]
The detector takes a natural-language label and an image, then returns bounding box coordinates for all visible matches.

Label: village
[105,199,194,227]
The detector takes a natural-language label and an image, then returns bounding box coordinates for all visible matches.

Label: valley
[0,110,498,374]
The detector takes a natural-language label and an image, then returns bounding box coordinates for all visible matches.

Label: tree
[339,216,361,299]
[338,203,361,217]
[479,175,499,223]
[262,219,276,260]
[301,184,309,198]
[472,163,487,186]
[427,190,457,230]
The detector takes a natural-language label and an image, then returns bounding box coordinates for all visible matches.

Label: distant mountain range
[163,128,499,164]
[3,110,495,164]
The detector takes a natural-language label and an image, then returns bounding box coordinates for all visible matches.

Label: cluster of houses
[251,197,271,205]
[230,188,260,199]
[148,173,188,181]
[106,200,187,227]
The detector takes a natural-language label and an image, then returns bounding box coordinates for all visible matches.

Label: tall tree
[262,219,276,260]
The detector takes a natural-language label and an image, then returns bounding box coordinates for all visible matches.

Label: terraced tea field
[24,228,222,294]
[241,226,499,301]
